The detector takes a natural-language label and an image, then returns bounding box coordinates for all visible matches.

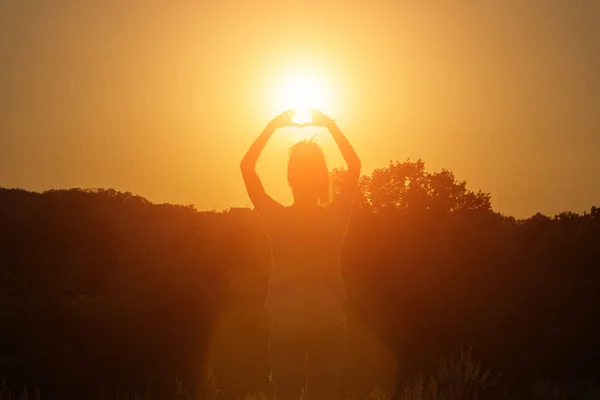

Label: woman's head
[287,138,331,206]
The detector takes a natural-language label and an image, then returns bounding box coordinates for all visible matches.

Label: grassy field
[2,348,599,400]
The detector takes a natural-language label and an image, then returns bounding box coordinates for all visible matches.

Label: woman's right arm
[240,109,296,210]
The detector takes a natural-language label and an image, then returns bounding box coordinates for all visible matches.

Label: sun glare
[271,70,331,125]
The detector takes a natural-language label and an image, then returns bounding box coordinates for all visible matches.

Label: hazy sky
[2,1,599,218]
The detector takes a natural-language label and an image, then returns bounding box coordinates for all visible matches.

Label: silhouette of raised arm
[310,109,362,206]
[240,109,298,210]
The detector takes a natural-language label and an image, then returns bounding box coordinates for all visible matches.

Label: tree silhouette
[332,159,491,213]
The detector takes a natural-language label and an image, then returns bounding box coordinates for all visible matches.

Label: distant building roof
[227,207,259,225]
[228,207,256,216]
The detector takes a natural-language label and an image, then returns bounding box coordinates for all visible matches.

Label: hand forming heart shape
[269,108,334,130]
[289,121,323,128]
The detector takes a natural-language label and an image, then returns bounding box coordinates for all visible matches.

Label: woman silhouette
[240,109,361,400]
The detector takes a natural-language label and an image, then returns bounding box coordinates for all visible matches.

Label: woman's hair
[287,137,332,206]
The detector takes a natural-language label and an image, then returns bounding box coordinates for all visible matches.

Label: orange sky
[2,1,599,218]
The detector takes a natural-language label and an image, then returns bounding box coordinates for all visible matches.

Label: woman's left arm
[310,110,362,206]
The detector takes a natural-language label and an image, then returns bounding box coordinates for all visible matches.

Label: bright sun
[272,70,331,125]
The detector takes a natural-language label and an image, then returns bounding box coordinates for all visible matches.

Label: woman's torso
[262,205,350,312]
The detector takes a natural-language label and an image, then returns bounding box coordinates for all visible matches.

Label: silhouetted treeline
[0,188,233,399]
[1,160,599,399]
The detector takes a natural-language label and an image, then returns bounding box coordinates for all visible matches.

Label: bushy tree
[332,159,491,213]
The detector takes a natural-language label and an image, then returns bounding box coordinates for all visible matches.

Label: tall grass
[2,353,599,399]
[0,381,41,400]
[399,348,499,400]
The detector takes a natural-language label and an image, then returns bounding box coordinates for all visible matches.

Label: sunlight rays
[269,68,333,126]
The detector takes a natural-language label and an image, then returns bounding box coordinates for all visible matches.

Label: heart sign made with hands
[272,109,334,130]
[300,109,335,128]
